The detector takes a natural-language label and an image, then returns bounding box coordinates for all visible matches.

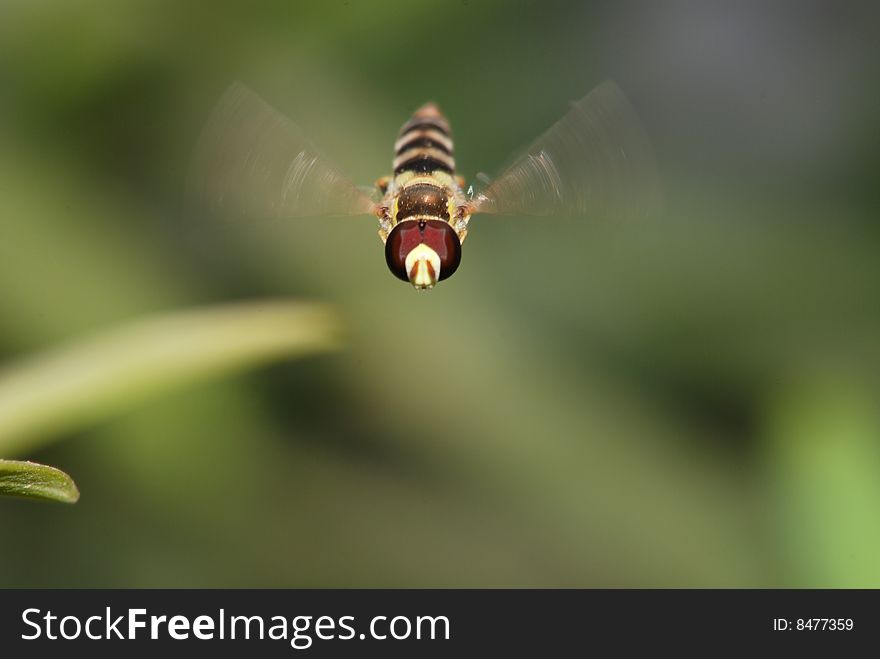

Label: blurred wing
[472,81,661,219]
[189,82,376,220]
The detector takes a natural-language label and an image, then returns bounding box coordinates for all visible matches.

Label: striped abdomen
[391,103,456,229]
[393,102,455,176]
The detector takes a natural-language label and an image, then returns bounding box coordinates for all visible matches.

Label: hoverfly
[190,81,660,289]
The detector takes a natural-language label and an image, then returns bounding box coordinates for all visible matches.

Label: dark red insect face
[385,219,462,284]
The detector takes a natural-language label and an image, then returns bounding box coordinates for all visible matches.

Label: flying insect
[190,82,661,290]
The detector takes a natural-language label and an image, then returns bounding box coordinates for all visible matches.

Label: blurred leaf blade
[0,300,343,457]
[0,459,80,504]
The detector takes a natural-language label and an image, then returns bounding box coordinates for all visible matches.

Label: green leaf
[0,459,80,503]
[0,300,343,457]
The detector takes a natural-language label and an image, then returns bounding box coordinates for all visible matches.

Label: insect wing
[472,81,661,220]
[189,82,375,221]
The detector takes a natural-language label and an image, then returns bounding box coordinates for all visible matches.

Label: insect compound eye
[385,221,422,282]
[422,220,461,281]
[385,220,462,283]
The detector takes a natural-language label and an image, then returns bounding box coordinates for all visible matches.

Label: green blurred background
[1,0,879,587]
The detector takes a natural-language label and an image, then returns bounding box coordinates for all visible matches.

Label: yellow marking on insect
[393,148,455,172]
[394,129,453,153]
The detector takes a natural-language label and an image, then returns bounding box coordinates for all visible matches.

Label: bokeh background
[2,0,879,587]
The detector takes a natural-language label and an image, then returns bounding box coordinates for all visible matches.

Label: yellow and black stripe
[393,103,455,176]
[391,103,457,226]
